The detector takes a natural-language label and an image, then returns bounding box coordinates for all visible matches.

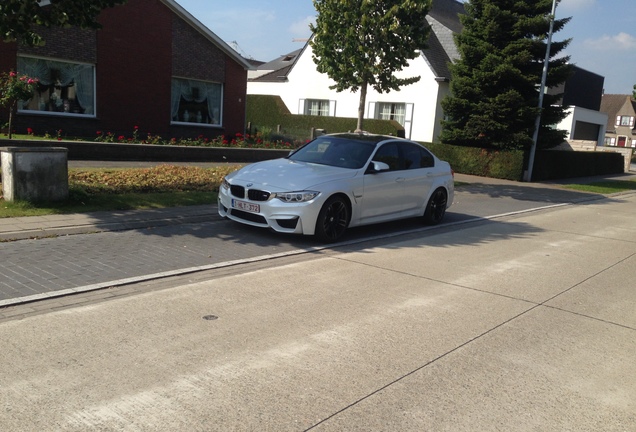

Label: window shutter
[616,116,621,126]
[298,99,306,115]
[404,103,414,139]
[366,102,376,119]
[329,100,336,116]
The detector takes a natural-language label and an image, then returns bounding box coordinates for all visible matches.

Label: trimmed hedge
[424,142,525,181]
[246,94,404,139]
[424,142,625,181]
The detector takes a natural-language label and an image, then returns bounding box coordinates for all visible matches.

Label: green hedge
[424,142,525,181]
[246,95,404,139]
[423,143,625,181]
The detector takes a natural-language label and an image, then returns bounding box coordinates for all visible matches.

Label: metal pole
[524,0,557,182]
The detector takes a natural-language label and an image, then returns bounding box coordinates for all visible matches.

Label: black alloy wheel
[423,188,447,225]
[315,196,350,242]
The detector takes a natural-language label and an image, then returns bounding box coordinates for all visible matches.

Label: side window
[401,143,435,169]
[419,147,435,168]
[373,142,402,171]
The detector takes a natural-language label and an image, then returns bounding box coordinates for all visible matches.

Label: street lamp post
[524,0,557,182]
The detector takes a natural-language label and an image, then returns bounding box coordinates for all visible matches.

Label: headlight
[221,178,230,190]
[274,191,320,203]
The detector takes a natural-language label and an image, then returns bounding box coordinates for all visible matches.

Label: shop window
[171,78,223,126]
[17,56,95,116]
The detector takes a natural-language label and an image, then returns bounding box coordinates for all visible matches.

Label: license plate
[232,199,260,213]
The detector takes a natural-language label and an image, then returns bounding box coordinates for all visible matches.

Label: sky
[175,0,636,95]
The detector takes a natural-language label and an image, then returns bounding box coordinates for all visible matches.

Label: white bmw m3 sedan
[218,132,454,242]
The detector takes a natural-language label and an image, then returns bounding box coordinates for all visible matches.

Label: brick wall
[223,57,248,137]
[172,18,225,82]
[18,26,97,63]
[96,0,173,137]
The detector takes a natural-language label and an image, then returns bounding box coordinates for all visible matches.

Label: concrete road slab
[515,194,636,243]
[317,306,636,431]
[337,222,633,304]
[546,254,636,329]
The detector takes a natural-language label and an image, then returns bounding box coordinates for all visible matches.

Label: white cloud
[289,16,315,38]
[584,32,636,50]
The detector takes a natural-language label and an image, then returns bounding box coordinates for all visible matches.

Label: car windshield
[288,136,377,169]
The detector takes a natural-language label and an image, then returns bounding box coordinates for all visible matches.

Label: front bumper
[218,188,322,235]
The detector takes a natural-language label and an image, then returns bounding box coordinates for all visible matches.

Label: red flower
[27,127,33,135]
[118,135,125,141]
[96,131,102,135]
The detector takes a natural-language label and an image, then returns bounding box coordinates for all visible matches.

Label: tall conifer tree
[440,0,572,150]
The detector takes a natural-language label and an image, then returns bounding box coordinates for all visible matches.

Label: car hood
[229,158,359,190]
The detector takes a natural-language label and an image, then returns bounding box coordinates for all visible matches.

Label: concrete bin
[1,147,69,202]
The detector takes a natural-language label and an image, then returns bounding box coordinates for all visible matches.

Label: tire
[315,196,350,243]
[423,188,447,225]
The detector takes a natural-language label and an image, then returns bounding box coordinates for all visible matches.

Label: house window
[305,99,330,116]
[377,102,406,126]
[171,78,222,126]
[17,56,95,116]
[616,115,635,127]
[604,137,616,146]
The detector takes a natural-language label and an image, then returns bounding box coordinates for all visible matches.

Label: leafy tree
[309,0,431,132]
[1,0,127,46]
[440,0,573,151]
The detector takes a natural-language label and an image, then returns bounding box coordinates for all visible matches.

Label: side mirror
[367,161,390,174]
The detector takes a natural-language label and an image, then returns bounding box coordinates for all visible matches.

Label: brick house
[0,0,252,140]
[600,94,636,148]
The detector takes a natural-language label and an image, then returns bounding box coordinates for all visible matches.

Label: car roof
[324,132,404,144]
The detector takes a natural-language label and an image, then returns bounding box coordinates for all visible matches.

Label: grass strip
[563,180,636,194]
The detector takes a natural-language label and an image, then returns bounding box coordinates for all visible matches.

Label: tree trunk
[356,82,368,132]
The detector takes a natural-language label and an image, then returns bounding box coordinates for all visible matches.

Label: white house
[247,0,465,142]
